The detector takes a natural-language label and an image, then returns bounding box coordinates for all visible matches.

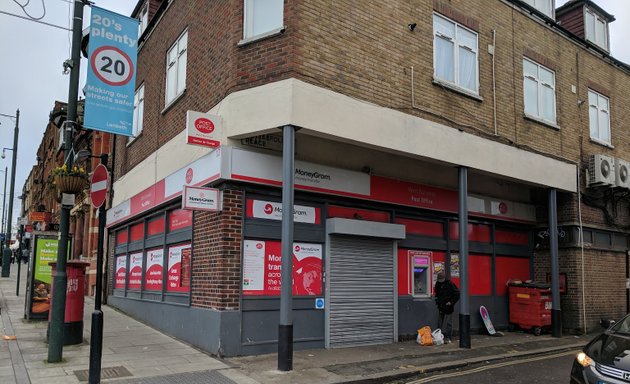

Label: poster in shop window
[450,253,460,278]
[128,252,143,289]
[115,255,127,289]
[242,240,322,296]
[144,248,164,290]
[167,243,191,292]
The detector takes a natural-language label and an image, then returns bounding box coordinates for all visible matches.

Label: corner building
[107,0,630,356]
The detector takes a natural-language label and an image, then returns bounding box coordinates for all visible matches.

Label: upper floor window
[523,58,556,124]
[433,13,479,95]
[131,84,144,143]
[522,0,554,18]
[243,0,284,39]
[588,89,610,144]
[138,4,148,37]
[165,30,187,105]
[585,9,608,50]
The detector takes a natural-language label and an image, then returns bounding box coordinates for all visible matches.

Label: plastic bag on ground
[432,328,444,345]
[417,326,433,346]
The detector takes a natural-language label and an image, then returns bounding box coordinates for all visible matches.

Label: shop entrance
[326,235,396,348]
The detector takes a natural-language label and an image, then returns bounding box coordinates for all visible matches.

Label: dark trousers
[438,311,453,340]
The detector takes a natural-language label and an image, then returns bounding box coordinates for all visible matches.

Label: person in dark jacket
[434,271,460,343]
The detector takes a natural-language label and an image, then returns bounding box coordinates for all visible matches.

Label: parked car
[571,315,630,384]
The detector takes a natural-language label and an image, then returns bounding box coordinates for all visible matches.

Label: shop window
[147,216,165,237]
[144,248,164,291]
[116,230,128,245]
[130,222,144,242]
[167,243,192,293]
[395,218,444,237]
[449,222,491,242]
[242,240,322,296]
[114,255,127,289]
[496,256,530,296]
[495,228,529,245]
[469,254,491,295]
[328,205,390,223]
[128,252,143,290]
[168,209,192,232]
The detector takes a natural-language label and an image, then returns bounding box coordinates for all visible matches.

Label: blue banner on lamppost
[84,7,138,137]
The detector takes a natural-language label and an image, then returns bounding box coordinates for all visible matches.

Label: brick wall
[534,248,627,332]
[191,189,243,310]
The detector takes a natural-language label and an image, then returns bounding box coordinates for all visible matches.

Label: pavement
[1,263,594,384]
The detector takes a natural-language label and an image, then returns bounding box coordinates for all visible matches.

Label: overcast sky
[0,0,628,232]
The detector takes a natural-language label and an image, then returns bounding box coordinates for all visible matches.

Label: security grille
[328,235,395,348]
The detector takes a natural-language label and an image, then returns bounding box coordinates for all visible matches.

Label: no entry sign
[90,164,109,209]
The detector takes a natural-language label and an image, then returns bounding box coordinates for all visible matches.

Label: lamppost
[48,0,85,363]
[0,167,7,247]
[0,111,19,277]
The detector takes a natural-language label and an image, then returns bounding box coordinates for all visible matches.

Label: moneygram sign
[182,186,221,212]
[84,7,138,136]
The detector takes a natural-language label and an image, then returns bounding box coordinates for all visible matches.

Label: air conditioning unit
[615,158,630,189]
[588,154,614,187]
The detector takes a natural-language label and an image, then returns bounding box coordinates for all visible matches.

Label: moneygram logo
[256,243,263,249]
[264,204,273,215]
[294,245,301,252]
[295,168,331,181]
[499,202,508,214]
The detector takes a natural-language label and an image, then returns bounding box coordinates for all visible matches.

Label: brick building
[21,101,113,296]
[107,0,630,356]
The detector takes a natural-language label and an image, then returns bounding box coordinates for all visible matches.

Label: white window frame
[165,30,188,106]
[432,13,479,95]
[588,89,611,145]
[138,3,149,37]
[130,83,145,143]
[523,57,557,125]
[522,0,554,18]
[410,253,432,298]
[584,8,609,51]
[243,0,284,40]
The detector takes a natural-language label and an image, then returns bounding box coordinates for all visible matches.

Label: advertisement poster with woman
[242,240,322,296]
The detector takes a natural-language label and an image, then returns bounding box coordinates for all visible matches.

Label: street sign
[90,164,109,209]
[84,7,138,136]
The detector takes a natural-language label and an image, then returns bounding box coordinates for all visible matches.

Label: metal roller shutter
[328,235,395,348]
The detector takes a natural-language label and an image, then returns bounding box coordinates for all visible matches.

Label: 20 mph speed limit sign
[90,46,134,86]
[84,6,138,137]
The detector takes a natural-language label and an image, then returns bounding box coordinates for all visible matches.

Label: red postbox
[48,260,90,345]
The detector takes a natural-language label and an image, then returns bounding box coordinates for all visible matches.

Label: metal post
[48,0,84,363]
[278,125,295,371]
[89,154,108,383]
[458,166,471,349]
[1,167,6,236]
[549,188,562,337]
[2,110,19,277]
[16,222,24,296]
